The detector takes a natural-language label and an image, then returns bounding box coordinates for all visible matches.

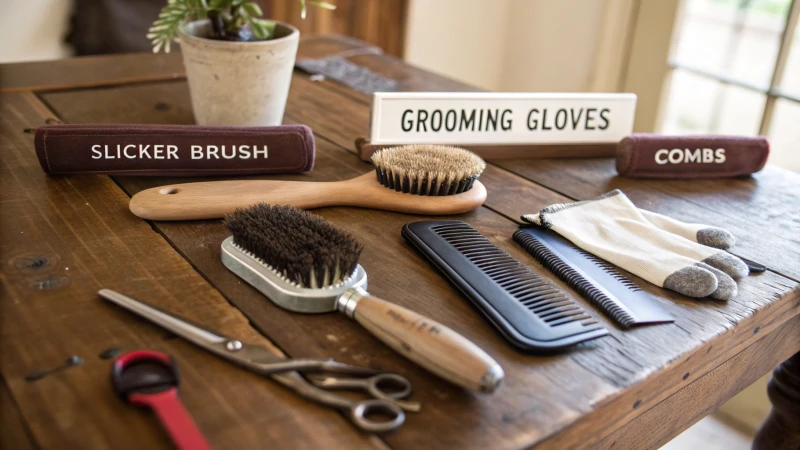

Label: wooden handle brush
[130,145,487,220]
[222,204,504,393]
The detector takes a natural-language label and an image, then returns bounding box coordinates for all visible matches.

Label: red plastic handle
[130,389,212,450]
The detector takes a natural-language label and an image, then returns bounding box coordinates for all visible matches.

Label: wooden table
[2,35,799,450]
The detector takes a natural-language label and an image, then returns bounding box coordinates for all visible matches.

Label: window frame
[622,0,799,134]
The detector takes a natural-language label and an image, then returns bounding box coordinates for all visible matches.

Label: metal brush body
[222,237,368,313]
[221,236,504,393]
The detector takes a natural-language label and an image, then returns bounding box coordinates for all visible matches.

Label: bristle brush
[129,145,487,220]
[221,204,504,393]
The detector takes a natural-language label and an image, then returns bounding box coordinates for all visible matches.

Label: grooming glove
[521,190,748,300]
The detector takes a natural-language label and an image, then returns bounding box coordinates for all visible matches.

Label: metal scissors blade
[99,289,410,432]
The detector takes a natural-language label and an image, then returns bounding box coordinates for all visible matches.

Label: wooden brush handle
[129,173,486,220]
[340,289,503,393]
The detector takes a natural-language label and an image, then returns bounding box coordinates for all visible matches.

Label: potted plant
[148,0,335,126]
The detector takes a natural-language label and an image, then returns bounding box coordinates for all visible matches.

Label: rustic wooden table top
[1,35,799,450]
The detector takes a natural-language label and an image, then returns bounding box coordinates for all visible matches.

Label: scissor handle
[350,399,405,433]
[364,374,412,400]
[310,373,421,412]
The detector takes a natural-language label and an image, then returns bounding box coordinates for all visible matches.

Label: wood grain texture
[38,77,800,449]
[0,376,36,450]
[597,315,800,450]
[127,172,487,220]
[349,293,504,393]
[356,138,618,161]
[0,92,379,450]
[267,0,408,57]
[0,52,185,93]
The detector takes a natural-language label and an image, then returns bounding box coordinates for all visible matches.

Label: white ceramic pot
[178,20,299,126]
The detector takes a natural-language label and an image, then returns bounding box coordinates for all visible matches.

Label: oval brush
[129,145,487,220]
[221,203,504,393]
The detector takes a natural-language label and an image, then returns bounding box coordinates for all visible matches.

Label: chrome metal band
[336,287,368,318]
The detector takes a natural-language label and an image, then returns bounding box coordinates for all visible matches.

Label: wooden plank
[0,34,398,95]
[0,376,37,450]
[596,314,800,450]
[0,92,377,450]
[39,78,800,449]
[0,52,185,94]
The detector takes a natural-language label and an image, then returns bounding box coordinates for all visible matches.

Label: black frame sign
[368,92,637,146]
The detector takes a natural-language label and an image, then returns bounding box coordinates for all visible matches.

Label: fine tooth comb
[129,145,487,220]
[513,226,673,328]
[402,220,608,352]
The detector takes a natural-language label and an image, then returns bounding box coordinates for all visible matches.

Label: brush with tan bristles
[129,145,487,220]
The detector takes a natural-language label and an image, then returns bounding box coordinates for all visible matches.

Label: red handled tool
[112,350,211,450]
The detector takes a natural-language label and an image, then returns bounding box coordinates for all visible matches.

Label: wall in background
[404,0,611,92]
[404,0,512,90]
[0,0,73,63]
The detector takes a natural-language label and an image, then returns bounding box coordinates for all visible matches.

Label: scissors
[99,289,420,433]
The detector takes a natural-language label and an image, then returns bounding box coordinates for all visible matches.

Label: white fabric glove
[521,190,748,300]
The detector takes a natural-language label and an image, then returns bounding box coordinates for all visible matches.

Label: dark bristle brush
[129,145,487,220]
[221,203,504,393]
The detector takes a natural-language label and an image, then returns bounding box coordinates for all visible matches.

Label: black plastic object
[112,350,180,399]
[402,220,608,352]
[513,226,674,329]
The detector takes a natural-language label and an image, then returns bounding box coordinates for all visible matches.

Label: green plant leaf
[148,1,192,53]
[242,2,263,17]
[249,18,275,39]
[306,1,336,10]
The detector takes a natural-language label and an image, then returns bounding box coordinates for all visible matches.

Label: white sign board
[368,92,637,145]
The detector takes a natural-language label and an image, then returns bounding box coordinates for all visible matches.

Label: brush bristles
[371,145,486,196]
[224,204,363,289]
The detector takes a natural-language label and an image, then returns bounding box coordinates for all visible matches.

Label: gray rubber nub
[697,227,735,249]
[702,252,749,280]
[697,262,738,300]
[664,266,718,298]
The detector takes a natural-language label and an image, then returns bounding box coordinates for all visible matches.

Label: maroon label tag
[35,124,315,176]
[616,134,769,178]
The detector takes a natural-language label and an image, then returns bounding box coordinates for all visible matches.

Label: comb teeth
[402,220,608,352]
[371,145,485,196]
[430,223,598,327]
[513,230,636,328]
[512,226,673,328]
[572,248,642,291]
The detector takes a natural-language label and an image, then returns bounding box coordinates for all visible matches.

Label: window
[659,0,799,171]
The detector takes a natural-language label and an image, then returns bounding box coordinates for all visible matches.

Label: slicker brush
[129,145,488,220]
[371,145,486,196]
[220,203,504,393]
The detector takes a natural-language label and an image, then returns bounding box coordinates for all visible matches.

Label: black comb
[513,226,673,328]
[402,220,608,352]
